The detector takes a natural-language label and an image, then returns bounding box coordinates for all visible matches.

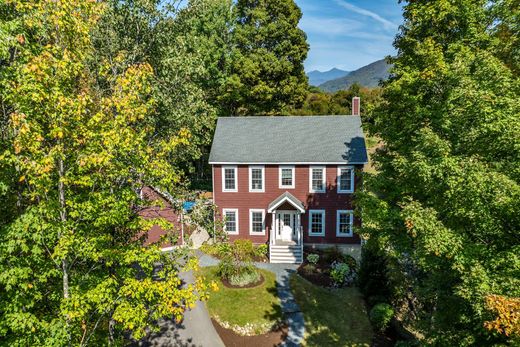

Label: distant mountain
[306,68,350,86]
[319,59,391,92]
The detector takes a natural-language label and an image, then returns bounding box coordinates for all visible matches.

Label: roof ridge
[218,115,360,119]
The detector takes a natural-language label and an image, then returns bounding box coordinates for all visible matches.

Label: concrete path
[136,268,225,347]
[198,252,306,346]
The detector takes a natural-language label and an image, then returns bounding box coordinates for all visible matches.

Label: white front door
[277,211,296,242]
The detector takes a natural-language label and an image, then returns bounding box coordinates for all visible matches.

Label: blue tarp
[183,201,196,212]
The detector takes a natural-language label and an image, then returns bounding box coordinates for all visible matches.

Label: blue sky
[295,0,403,72]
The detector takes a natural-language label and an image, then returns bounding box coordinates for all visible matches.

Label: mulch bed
[221,274,265,289]
[297,263,333,287]
[211,318,288,347]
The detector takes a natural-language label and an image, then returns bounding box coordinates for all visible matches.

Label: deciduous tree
[0,1,209,345]
[360,0,520,345]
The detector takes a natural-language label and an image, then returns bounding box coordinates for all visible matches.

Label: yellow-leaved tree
[0,1,210,345]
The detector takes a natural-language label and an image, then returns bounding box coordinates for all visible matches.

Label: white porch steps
[270,244,303,264]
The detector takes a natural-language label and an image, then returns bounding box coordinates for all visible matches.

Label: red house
[209,98,368,263]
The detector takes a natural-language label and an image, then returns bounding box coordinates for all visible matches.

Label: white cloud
[333,0,397,31]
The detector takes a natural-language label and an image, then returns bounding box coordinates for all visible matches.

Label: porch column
[270,212,275,245]
[297,212,301,245]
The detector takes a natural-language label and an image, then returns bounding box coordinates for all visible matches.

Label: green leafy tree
[0,1,210,345]
[360,0,520,345]
[287,83,382,120]
[90,0,222,186]
[220,0,309,116]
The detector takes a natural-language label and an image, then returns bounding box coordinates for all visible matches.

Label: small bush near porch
[290,274,373,347]
[199,266,283,335]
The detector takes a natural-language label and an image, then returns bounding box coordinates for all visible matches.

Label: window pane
[312,168,323,191]
[252,212,263,232]
[338,212,352,235]
[311,212,323,234]
[224,168,235,190]
[340,168,352,191]
[281,168,293,186]
[225,211,236,232]
[251,168,263,190]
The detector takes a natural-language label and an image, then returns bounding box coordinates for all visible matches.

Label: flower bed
[200,239,268,262]
[297,247,358,288]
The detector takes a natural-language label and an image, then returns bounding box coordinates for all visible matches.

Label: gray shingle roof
[209,116,368,164]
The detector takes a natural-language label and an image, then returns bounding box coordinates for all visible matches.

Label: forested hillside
[319,59,391,92]
[307,68,350,86]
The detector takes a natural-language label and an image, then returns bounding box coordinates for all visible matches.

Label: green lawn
[291,274,374,347]
[199,266,282,335]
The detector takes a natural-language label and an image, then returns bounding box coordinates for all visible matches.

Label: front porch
[267,192,305,263]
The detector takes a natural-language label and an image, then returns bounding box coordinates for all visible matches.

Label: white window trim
[222,208,239,235]
[279,165,295,189]
[222,165,237,192]
[249,209,266,235]
[308,209,325,236]
[336,210,354,237]
[309,166,326,193]
[337,166,355,194]
[248,165,265,192]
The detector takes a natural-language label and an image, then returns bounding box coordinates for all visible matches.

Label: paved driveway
[135,270,225,347]
[137,252,304,347]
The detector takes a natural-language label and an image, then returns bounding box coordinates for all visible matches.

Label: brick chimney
[352,96,360,116]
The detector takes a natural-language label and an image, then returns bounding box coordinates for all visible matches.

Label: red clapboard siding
[138,186,190,247]
[213,165,362,245]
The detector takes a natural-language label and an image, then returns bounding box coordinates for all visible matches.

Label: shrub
[255,244,268,258]
[199,243,217,256]
[216,242,232,258]
[307,253,319,265]
[342,254,358,271]
[233,239,255,261]
[369,303,394,332]
[217,241,261,287]
[330,261,350,286]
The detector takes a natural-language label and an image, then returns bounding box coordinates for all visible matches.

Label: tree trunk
[58,157,70,299]
[108,316,115,346]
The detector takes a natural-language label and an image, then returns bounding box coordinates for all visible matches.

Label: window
[279,165,295,188]
[249,166,264,192]
[249,209,265,234]
[222,166,237,192]
[336,210,353,237]
[223,209,239,235]
[337,166,354,193]
[308,210,325,236]
[309,166,326,193]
